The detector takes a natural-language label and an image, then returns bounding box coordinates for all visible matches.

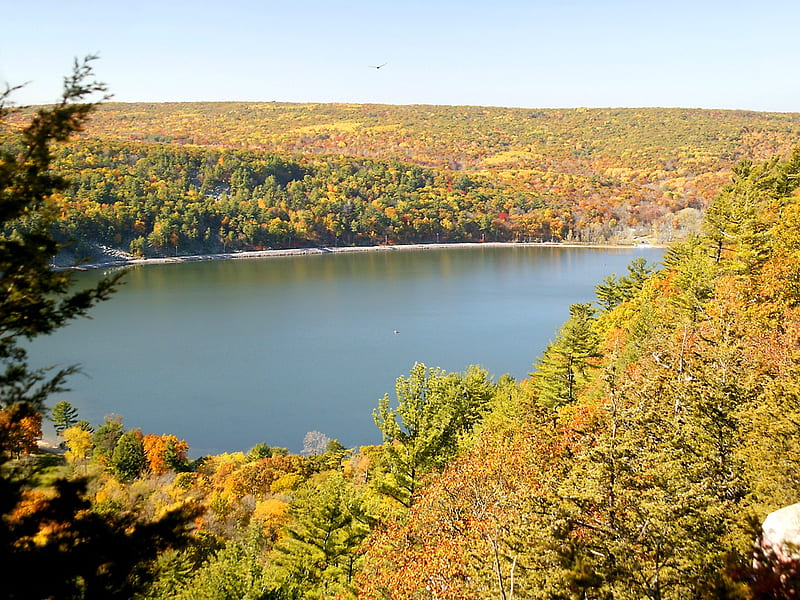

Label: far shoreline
[61,240,666,271]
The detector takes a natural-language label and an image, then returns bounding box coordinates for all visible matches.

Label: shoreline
[62,241,665,271]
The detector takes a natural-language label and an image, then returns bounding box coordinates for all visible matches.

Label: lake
[30,245,663,456]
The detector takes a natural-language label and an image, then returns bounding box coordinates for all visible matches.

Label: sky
[2,0,799,112]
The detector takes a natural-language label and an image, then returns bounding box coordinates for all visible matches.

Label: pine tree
[372,363,495,505]
[270,473,372,598]
[531,303,601,409]
[111,429,146,482]
[595,257,656,312]
[52,400,78,436]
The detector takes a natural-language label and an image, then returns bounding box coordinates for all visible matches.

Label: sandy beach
[64,241,660,271]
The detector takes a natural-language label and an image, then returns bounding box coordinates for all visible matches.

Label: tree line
[42,139,695,261]
[14,101,800,260]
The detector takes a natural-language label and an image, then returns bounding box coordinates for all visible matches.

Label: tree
[63,424,93,469]
[52,400,78,435]
[111,428,147,482]
[702,153,800,274]
[0,58,198,599]
[92,414,124,465]
[302,430,331,456]
[143,433,190,475]
[170,526,271,600]
[245,442,288,462]
[531,303,601,409]
[0,405,42,458]
[269,473,373,599]
[0,59,119,415]
[310,438,349,471]
[372,363,495,506]
[595,257,657,312]
[358,385,567,600]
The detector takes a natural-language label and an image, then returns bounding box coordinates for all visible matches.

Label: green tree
[372,362,495,506]
[246,442,272,462]
[52,400,78,435]
[0,62,118,415]
[111,428,147,482]
[595,256,657,312]
[92,414,124,465]
[701,153,800,273]
[269,473,373,599]
[531,303,601,409]
[171,527,271,600]
[555,364,746,599]
[245,442,288,462]
[75,419,94,432]
[310,438,350,472]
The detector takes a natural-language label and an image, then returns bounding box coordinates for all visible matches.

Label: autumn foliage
[143,433,189,475]
[5,104,800,262]
[7,85,800,597]
[0,406,41,458]
[354,149,800,599]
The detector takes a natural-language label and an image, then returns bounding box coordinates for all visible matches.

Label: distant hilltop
[74,102,800,171]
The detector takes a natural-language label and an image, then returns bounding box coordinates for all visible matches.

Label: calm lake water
[31,245,662,456]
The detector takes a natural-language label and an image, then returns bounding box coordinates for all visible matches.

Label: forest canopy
[13,145,797,599]
[4,103,800,261]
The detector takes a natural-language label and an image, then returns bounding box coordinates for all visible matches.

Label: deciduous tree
[143,433,190,475]
[63,424,93,468]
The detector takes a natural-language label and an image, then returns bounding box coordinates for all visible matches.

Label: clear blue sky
[2,0,799,111]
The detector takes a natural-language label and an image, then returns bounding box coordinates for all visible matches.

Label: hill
[82,103,800,171]
[16,144,800,600]
[6,103,800,260]
[355,141,800,599]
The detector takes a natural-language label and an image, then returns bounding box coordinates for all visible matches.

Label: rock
[762,503,800,561]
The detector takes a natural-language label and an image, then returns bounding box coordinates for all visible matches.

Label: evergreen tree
[52,400,78,435]
[269,473,372,599]
[111,428,147,482]
[531,303,601,409]
[372,363,495,506]
[171,527,271,600]
[0,61,119,415]
[92,414,124,465]
[595,256,657,312]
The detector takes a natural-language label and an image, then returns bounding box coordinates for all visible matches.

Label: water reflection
[31,246,663,456]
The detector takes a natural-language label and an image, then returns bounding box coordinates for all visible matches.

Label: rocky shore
[59,241,658,271]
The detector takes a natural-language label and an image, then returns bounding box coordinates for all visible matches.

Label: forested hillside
[356,148,800,598]
[6,85,800,596]
[10,129,800,596]
[6,103,800,260]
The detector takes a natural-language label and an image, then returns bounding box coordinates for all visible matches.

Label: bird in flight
[370,62,388,69]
